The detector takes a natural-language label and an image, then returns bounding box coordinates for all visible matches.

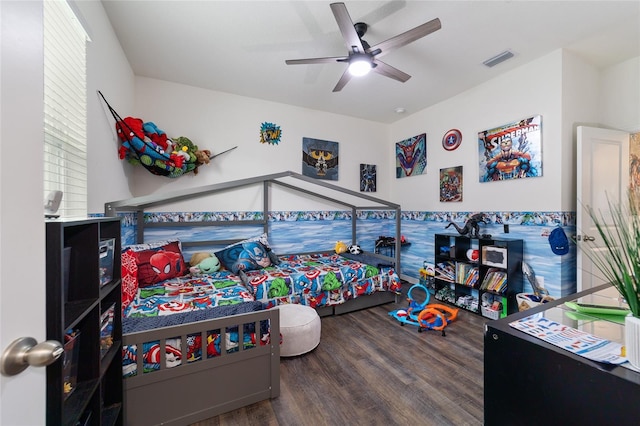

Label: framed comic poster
[302,137,339,180]
[360,164,376,192]
[440,166,463,202]
[478,115,542,182]
[396,133,426,178]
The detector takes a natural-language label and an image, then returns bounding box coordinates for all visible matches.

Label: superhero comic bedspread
[121,272,267,378]
[120,253,400,378]
[241,253,402,309]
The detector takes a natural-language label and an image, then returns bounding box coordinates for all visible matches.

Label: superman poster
[396,133,426,178]
[302,137,339,180]
[478,115,542,182]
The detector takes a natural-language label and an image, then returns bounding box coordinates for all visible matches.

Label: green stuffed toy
[189,252,221,275]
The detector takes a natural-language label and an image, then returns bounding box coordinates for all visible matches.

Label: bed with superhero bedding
[119,238,280,426]
[119,238,400,425]
[106,171,404,425]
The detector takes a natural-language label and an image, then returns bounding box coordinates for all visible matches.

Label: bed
[105,171,403,425]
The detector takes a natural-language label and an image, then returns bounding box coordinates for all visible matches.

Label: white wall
[128,77,390,211]
[389,50,565,212]
[561,50,601,210]
[600,56,640,132]
[77,0,136,214]
[71,2,638,217]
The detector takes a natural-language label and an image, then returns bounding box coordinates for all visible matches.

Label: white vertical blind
[44,0,88,218]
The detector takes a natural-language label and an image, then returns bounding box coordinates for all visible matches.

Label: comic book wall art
[440,166,463,202]
[396,133,426,178]
[478,115,542,182]
[259,122,282,145]
[302,137,339,180]
[360,164,377,192]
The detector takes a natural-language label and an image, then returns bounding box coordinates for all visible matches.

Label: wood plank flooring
[191,291,489,426]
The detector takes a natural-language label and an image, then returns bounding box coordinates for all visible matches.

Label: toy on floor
[389,284,459,336]
[389,284,431,328]
[416,303,458,336]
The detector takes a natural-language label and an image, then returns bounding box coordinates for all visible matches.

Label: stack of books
[481,269,508,293]
[436,261,455,282]
[456,263,479,287]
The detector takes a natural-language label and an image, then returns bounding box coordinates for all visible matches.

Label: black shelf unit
[434,234,523,318]
[46,218,122,426]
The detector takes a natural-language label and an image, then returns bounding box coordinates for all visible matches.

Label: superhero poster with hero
[302,137,339,180]
[440,166,463,202]
[396,133,427,178]
[478,115,542,182]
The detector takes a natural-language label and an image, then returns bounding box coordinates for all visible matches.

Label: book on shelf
[456,262,479,287]
[481,269,507,293]
[436,261,455,282]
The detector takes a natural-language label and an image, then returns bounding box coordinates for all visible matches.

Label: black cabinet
[434,234,523,318]
[484,284,640,425]
[46,218,122,426]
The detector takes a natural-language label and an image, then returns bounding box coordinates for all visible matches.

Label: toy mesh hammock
[98,91,197,178]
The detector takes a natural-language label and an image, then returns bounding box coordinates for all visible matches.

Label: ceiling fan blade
[369,18,441,58]
[372,60,411,83]
[286,56,348,65]
[332,68,353,92]
[330,2,365,53]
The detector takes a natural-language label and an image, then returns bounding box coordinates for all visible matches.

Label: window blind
[44,0,88,218]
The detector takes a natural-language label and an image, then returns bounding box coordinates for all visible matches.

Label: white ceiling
[101,0,640,124]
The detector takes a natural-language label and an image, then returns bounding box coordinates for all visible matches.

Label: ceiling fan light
[348,58,372,77]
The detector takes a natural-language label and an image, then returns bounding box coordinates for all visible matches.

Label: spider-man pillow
[133,241,187,287]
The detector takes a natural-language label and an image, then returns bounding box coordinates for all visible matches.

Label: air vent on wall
[483,50,515,68]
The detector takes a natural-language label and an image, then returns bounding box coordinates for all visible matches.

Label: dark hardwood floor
[192,289,488,426]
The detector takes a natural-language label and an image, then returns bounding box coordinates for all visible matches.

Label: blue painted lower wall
[111,210,577,299]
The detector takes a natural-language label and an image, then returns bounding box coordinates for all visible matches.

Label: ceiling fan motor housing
[354,22,368,38]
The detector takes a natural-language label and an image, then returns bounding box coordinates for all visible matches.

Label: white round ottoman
[276,304,321,357]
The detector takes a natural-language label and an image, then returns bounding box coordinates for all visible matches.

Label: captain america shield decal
[442,129,462,151]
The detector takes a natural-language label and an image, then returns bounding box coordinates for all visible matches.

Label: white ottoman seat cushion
[277,304,321,357]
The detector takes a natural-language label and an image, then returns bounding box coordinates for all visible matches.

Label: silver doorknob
[583,235,596,242]
[1,337,63,376]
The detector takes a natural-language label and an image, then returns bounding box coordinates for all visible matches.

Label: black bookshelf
[46,218,122,426]
[434,234,523,319]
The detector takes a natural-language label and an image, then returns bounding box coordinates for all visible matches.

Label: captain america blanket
[242,253,401,308]
[123,271,254,318]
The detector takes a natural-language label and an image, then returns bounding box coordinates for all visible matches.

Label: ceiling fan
[285,2,441,92]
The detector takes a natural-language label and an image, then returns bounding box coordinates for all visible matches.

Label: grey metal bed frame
[105,171,402,271]
[105,171,402,425]
[122,309,279,426]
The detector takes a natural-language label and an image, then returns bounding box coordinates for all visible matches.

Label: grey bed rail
[105,170,403,273]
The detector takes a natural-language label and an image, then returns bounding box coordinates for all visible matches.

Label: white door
[576,126,630,292]
[0,1,47,425]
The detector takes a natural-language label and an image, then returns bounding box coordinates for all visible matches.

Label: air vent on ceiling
[483,50,515,68]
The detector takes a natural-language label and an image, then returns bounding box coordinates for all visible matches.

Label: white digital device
[44,190,63,218]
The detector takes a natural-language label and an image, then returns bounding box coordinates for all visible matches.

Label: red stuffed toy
[116,117,145,159]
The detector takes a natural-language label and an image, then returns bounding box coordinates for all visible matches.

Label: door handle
[1,337,63,376]
[583,235,596,242]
